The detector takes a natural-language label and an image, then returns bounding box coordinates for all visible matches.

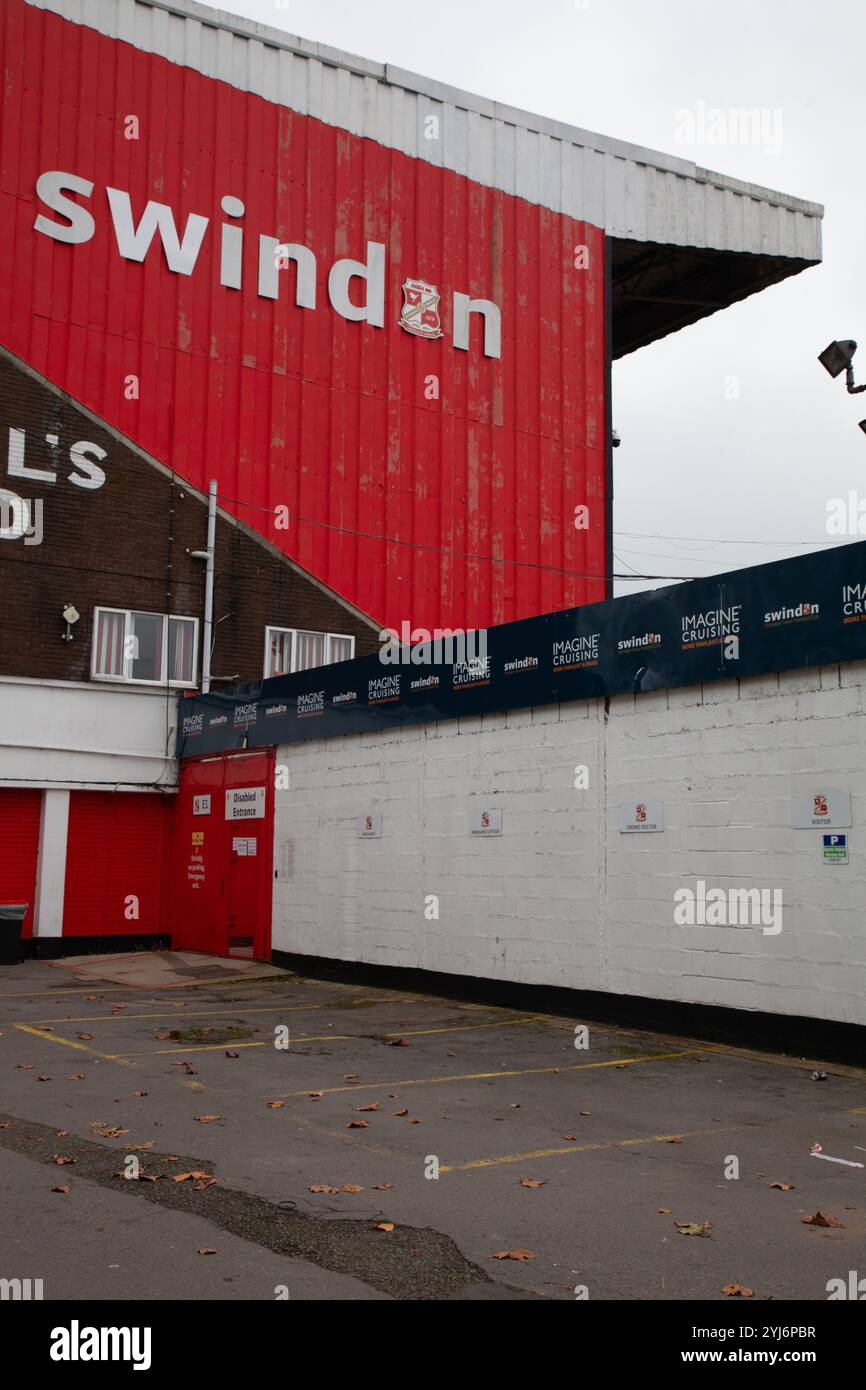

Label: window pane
[168,617,196,685]
[328,635,354,664]
[129,612,164,682]
[268,629,292,677]
[294,630,326,672]
[93,610,125,678]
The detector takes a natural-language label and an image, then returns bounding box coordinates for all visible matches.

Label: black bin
[0,904,28,965]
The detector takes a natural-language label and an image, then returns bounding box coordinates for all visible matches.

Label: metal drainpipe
[201,480,217,693]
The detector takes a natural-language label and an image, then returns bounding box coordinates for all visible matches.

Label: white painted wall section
[273,663,866,1026]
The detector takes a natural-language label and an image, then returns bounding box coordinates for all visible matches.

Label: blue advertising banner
[177,539,866,758]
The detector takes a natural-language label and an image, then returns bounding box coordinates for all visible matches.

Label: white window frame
[263,627,355,678]
[91,606,199,687]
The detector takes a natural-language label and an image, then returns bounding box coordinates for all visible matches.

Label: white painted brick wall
[273,666,866,1025]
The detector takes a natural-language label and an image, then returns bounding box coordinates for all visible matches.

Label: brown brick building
[0,345,381,954]
[0,345,381,687]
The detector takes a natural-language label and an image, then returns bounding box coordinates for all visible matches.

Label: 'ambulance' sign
[225,787,265,821]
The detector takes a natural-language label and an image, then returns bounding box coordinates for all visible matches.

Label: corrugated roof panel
[25,0,822,261]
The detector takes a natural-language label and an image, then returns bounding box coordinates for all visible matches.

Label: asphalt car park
[1,956,864,1301]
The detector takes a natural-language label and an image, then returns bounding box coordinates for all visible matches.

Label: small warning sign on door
[225,787,265,821]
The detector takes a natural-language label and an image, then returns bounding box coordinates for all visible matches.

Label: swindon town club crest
[398,277,443,339]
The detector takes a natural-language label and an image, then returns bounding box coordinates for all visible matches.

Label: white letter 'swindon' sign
[225,787,265,821]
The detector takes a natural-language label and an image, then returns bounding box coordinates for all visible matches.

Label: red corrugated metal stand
[0,0,606,631]
[62,791,167,937]
[0,788,41,938]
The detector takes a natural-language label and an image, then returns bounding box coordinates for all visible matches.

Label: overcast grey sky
[198,0,866,593]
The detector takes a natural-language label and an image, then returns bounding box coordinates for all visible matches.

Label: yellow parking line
[440,1125,735,1174]
[0,974,284,999]
[275,1048,708,1099]
[112,1015,545,1058]
[386,1017,543,1038]
[16,1002,325,1026]
[115,1036,355,1057]
[13,996,434,1027]
[13,1023,137,1068]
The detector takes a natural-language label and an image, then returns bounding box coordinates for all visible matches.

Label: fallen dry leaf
[387,1039,411,1047]
[308,1184,339,1194]
[409,1117,421,1124]
[562,1135,577,1142]
[492,1248,537,1261]
[392,1109,409,1117]
[132,1090,148,1098]
[770,1182,795,1191]
[519,1178,545,1189]
[667,1135,684,1144]
[77,1033,93,1041]
[373,1183,393,1191]
[92,1124,128,1139]
[16,1064,33,1070]
[354,1102,380,1113]
[195,1115,221,1124]
[55,1129,68,1137]
[658,1207,673,1214]
[308,1092,324,1100]
[579,1110,592,1117]
[266,1101,285,1110]
[37,1076,51,1082]
[675,1221,712,1238]
[51,1186,70,1194]
[722,1283,754,1297]
[225,1051,240,1059]
[801,1211,842,1228]
[66,1074,86,1081]
[127,1142,154,1151]
[52,1155,75,1166]
[347,1119,369,1129]
[373,1222,394,1232]
[194,1177,217,1191]
[197,1248,217,1256]
[173,1171,212,1184]
[0,1121,14,1130]
[340,1184,364,1193]
[510,1104,521,1110]
[344,1074,360,1081]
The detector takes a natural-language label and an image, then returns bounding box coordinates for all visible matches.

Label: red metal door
[0,789,42,939]
[62,791,167,938]
[171,752,273,960]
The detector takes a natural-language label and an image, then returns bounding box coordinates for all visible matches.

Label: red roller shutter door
[63,792,168,938]
[0,790,42,939]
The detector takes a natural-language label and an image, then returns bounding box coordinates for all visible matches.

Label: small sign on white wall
[823,833,849,864]
[792,791,851,829]
[358,813,382,838]
[471,809,502,835]
[619,800,664,833]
